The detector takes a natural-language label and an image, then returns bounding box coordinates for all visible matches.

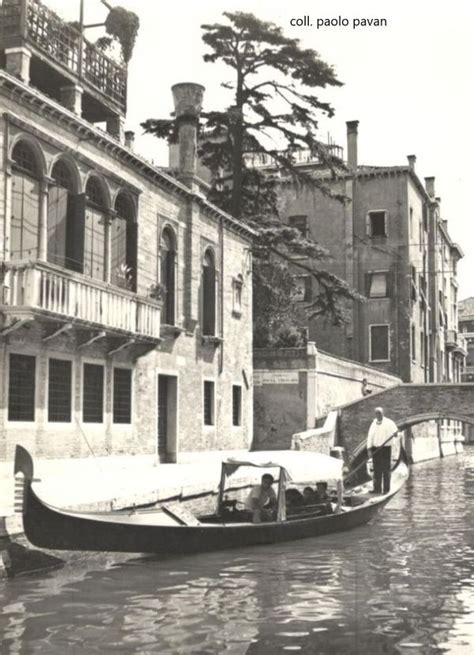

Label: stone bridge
[335,383,474,457]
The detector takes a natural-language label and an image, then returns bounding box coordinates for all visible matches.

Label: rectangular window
[293,275,312,302]
[369,325,390,362]
[368,272,387,298]
[48,358,72,422]
[113,368,132,424]
[83,363,104,423]
[232,385,242,426]
[203,381,214,426]
[288,215,308,238]
[8,354,35,421]
[367,211,387,238]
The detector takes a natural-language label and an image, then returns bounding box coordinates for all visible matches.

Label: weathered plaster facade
[0,9,254,463]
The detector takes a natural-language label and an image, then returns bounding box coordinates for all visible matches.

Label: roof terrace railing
[0,0,127,112]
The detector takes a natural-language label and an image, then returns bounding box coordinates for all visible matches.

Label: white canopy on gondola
[222,450,343,483]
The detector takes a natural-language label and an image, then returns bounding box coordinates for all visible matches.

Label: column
[4,47,31,83]
[38,176,53,261]
[60,84,83,116]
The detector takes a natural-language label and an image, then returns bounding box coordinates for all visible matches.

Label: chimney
[125,130,135,150]
[346,121,359,168]
[171,82,205,189]
[407,154,416,170]
[425,176,435,198]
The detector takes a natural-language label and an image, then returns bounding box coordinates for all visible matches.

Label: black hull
[15,446,409,555]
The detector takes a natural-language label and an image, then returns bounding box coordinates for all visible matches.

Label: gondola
[14,444,409,555]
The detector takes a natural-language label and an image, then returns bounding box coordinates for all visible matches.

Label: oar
[343,431,399,485]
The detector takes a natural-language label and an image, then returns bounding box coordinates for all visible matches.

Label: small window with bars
[83,363,104,423]
[8,353,36,422]
[113,368,132,424]
[203,380,215,426]
[232,385,242,426]
[48,358,72,422]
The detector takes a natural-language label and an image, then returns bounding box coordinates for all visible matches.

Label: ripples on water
[1,450,473,654]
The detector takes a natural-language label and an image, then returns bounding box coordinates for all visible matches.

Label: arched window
[202,249,216,336]
[160,227,176,325]
[11,141,41,259]
[48,160,75,268]
[111,193,136,291]
[84,176,107,280]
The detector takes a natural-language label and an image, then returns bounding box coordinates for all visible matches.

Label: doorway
[157,374,178,463]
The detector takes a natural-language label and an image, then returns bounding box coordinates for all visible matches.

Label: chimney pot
[407,154,416,170]
[125,130,135,150]
[346,120,359,168]
[425,176,435,198]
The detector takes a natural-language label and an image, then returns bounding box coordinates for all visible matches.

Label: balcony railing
[0,0,126,112]
[1,261,161,340]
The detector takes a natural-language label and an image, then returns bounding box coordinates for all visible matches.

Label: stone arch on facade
[49,154,81,194]
[84,172,111,210]
[9,133,47,178]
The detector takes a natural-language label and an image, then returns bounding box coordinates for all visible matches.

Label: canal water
[1,449,473,654]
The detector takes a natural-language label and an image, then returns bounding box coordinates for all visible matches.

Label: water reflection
[1,450,473,654]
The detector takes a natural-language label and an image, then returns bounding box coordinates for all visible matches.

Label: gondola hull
[14,445,408,555]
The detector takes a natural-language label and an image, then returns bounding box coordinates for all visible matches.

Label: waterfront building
[459,298,474,382]
[257,121,465,383]
[0,0,254,462]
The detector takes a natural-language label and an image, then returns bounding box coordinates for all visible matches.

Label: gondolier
[367,407,398,494]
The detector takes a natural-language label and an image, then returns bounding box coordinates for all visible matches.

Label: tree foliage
[142,12,362,346]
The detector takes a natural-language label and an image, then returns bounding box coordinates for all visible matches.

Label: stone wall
[253,343,401,450]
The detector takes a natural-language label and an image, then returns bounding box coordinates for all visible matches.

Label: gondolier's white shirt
[367,417,398,449]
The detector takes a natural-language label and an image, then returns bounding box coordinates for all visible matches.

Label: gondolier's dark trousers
[372,446,391,494]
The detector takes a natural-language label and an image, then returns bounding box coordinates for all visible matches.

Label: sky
[50,0,474,299]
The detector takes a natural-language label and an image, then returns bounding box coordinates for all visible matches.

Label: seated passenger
[303,486,318,505]
[245,473,277,523]
[314,482,330,503]
[314,482,333,515]
[286,488,304,509]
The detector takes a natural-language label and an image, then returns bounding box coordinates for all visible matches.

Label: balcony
[0,0,127,119]
[0,260,161,343]
[445,329,457,349]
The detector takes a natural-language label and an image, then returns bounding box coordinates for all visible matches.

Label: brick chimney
[425,177,435,198]
[407,154,416,170]
[346,120,359,168]
[171,82,205,189]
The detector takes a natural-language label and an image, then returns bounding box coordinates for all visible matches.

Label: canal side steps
[317,382,473,462]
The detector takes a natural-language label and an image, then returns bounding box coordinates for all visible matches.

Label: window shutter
[365,273,371,297]
[126,220,138,291]
[66,193,86,273]
[366,213,371,236]
[386,271,393,297]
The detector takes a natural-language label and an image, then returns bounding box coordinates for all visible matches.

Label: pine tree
[142,12,362,346]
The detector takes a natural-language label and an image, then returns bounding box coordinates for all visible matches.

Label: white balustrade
[1,261,161,339]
